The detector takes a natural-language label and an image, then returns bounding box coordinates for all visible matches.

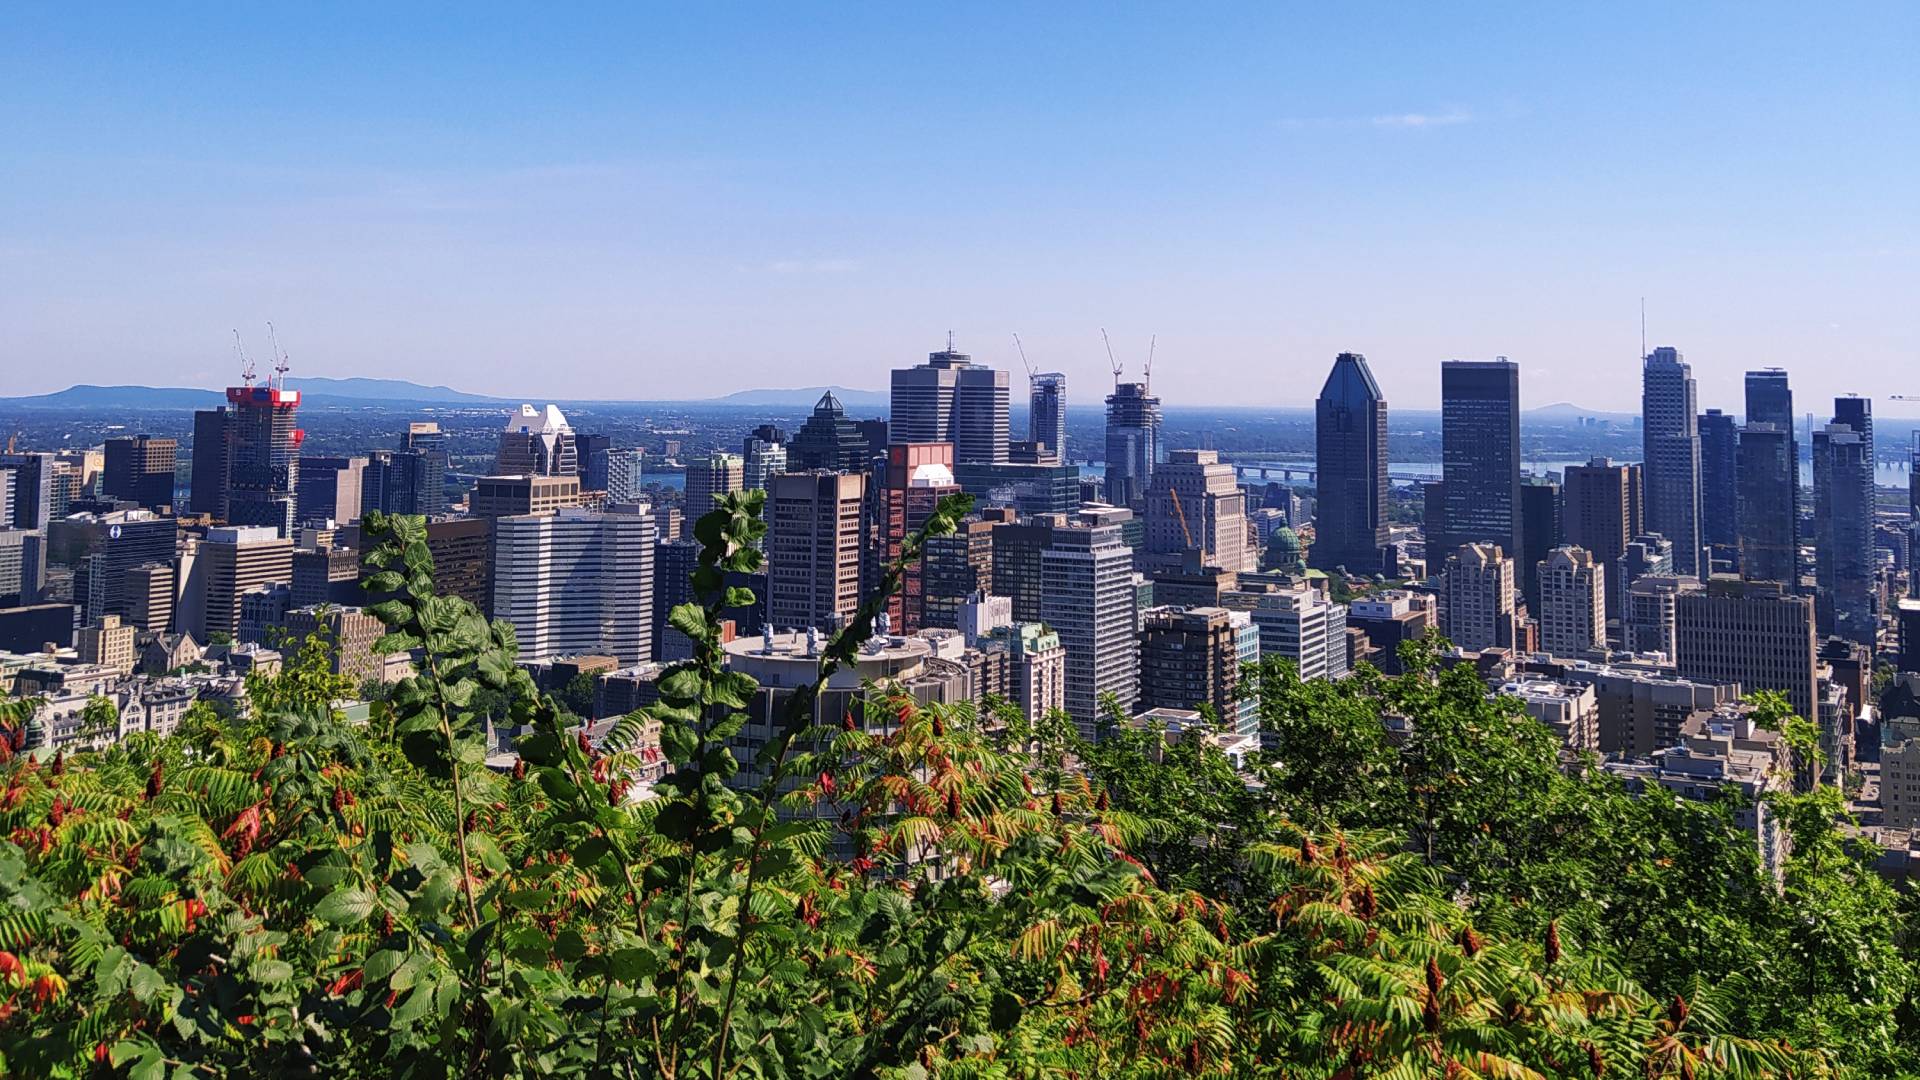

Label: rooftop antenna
[233,329,255,387]
[946,329,956,354]
[1144,335,1157,394]
[1101,328,1122,387]
[1639,297,1647,359]
[1012,332,1036,379]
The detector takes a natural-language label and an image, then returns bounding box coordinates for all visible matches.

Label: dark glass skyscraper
[1103,381,1161,508]
[1310,352,1390,574]
[1698,408,1740,562]
[1028,372,1067,463]
[1641,347,1701,577]
[190,407,231,518]
[789,391,869,473]
[1436,359,1522,561]
[1738,368,1799,588]
[1814,396,1875,644]
[224,381,303,537]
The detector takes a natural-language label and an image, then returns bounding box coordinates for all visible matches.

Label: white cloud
[1371,109,1474,128]
[764,258,858,274]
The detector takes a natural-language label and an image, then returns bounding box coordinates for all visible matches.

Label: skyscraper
[1562,457,1644,622]
[788,391,870,472]
[1144,450,1251,573]
[1537,546,1606,657]
[0,453,57,531]
[1028,371,1068,463]
[1519,478,1560,618]
[685,453,744,523]
[496,404,578,477]
[1813,397,1876,644]
[1438,543,1518,651]
[1138,606,1240,722]
[889,341,1010,464]
[1738,423,1799,586]
[189,526,294,644]
[295,455,366,525]
[1311,352,1390,574]
[1103,381,1161,508]
[103,435,177,511]
[604,449,646,504]
[190,407,231,518]
[1698,408,1740,565]
[766,472,867,631]
[1437,359,1522,559]
[222,378,304,538]
[1641,347,1702,577]
[876,443,962,633]
[1041,513,1138,735]
[1247,583,1349,682]
[741,426,789,490]
[572,433,612,489]
[491,505,655,665]
[401,422,450,516]
[1675,579,1818,724]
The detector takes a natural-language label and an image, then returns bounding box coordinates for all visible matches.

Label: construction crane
[1012,333,1035,379]
[267,321,291,389]
[1101,328,1121,386]
[1143,335,1156,393]
[1167,485,1196,550]
[233,329,255,387]
[4,432,17,454]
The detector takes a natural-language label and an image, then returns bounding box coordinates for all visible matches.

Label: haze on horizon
[3,4,1915,412]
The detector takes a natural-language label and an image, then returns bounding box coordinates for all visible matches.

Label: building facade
[1312,352,1391,574]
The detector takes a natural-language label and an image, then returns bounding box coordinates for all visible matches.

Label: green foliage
[0,505,1906,1077]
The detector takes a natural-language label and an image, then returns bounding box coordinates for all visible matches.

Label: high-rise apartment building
[77,615,137,676]
[0,529,46,607]
[876,443,962,633]
[103,435,177,511]
[1144,449,1250,573]
[765,471,867,631]
[496,404,578,476]
[921,517,997,630]
[492,505,655,665]
[1138,606,1240,722]
[991,519,1055,624]
[1436,359,1522,559]
[685,452,744,524]
[789,392,870,473]
[1311,352,1391,574]
[1537,546,1606,657]
[425,518,494,616]
[190,526,294,644]
[1103,381,1162,508]
[124,562,174,635]
[1675,579,1818,724]
[1028,372,1068,464]
[1698,409,1740,564]
[1345,591,1433,676]
[1040,514,1138,735]
[890,341,1010,464]
[295,455,366,525]
[362,449,437,518]
[1813,397,1876,644]
[1439,543,1518,651]
[1562,457,1643,620]
[1640,347,1702,576]
[989,622,1066,728]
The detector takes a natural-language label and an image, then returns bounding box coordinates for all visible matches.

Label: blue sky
[2,4,1915,410]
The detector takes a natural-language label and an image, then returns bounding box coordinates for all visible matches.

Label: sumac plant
[0,494,1833,1078]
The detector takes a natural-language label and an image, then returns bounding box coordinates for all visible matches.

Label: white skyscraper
[605,449,646,504]
[492,505,655,665]
[1537,546,1607,657]
[1040,515,1138,736]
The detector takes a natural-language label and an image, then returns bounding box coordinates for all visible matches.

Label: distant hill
[707,385,889,409]
[282,377,506,404]
[1524,401,1635,422]
[0,378,506,410]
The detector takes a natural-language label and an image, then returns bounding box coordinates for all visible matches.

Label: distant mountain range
[0,378,510,409]
[705,385,889,409]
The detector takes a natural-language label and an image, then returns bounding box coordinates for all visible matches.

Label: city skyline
[4,5,1915,409]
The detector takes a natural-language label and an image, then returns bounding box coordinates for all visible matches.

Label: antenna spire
[1639,297,1647,359]
[946,329,956,354]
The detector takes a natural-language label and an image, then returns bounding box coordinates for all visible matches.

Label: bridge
[1224,459,1438,484]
